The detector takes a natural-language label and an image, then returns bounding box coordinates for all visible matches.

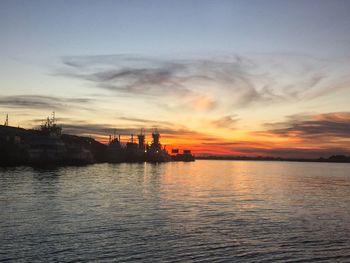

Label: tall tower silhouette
[138,129,145,149]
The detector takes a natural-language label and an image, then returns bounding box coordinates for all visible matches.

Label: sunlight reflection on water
[1,160,350,262]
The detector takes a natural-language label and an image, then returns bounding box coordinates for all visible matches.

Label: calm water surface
[1,160,350,262]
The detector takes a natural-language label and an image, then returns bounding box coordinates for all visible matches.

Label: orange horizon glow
[89,122,350,158]
[3,109,350,159]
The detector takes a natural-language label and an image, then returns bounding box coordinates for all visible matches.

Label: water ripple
[1,161,350,262]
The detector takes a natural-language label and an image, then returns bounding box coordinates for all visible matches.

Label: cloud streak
[211,115,239,129]
[262,112,350,139]
[58,53,350,112]
[0,95,91,111]
[118,117,174,127]
[60,54,270,108]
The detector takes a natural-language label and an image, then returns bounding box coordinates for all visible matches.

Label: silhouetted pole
[4,114,8,126]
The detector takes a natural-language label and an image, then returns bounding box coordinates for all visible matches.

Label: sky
[1,0,350,158]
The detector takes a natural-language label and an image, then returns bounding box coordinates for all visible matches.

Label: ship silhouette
[0,113,195,166]
[107,129,177,163]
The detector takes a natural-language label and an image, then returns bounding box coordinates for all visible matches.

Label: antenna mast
[4,114,8,126]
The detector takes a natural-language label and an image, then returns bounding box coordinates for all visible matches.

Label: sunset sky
[1,0,350,158]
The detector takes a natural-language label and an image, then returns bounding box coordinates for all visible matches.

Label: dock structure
[170,149,195,162]
[0,114,195,166]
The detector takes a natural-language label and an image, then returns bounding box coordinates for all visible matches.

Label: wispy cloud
[58,53,350,111]
[60,55,192,96]
[211,115,239,129]
[118,117,173,126]
[262,112,350,139]
[0,95,91,111]
[59,54,269,108]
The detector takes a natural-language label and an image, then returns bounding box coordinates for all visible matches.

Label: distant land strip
[197,155,350,163]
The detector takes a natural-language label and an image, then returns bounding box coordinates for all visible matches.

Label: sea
[1,160,350,262]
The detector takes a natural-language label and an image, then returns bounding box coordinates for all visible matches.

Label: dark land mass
[197,155,350,163]
[0,121,195,167]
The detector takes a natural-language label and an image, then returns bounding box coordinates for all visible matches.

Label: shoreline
[2,157,350,169]
[196,156,350,163]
